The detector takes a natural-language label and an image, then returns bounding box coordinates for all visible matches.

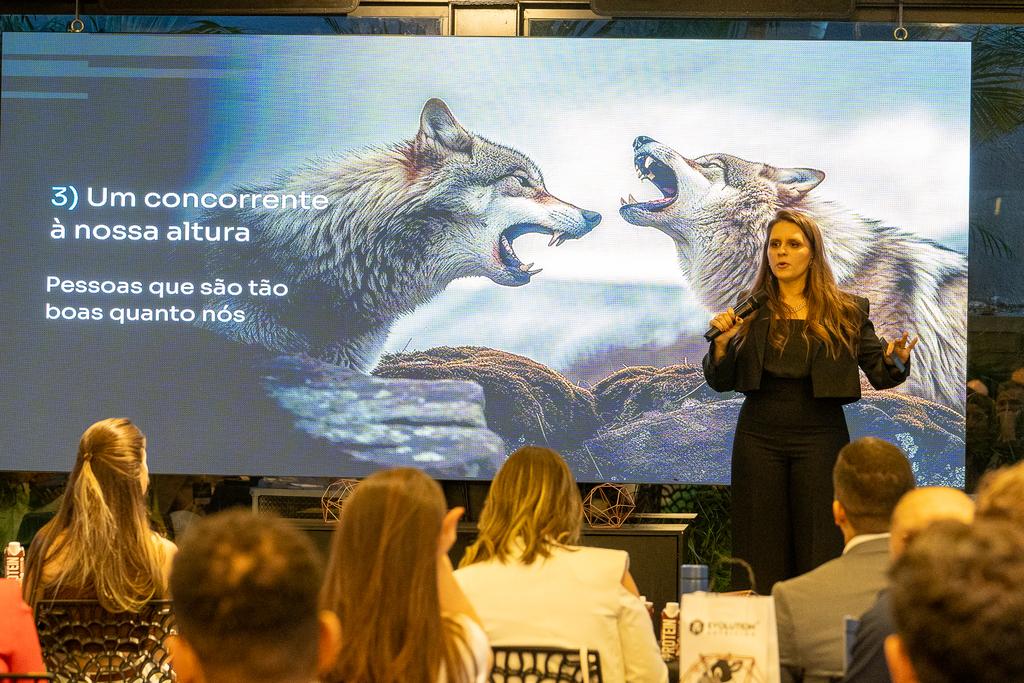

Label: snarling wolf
[200,98,601,372]
[619,136,966,409]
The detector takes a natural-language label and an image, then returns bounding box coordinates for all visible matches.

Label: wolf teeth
[644,156,654,170]
[548,230,564,247]
[519,262,534,272]
[527,267,543,275]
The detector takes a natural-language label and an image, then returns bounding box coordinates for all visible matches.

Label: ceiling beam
[591,0,1024,22]
[2,0,1023,23]
[0,1,358,14]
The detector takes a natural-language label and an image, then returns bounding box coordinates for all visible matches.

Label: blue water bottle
[679,563,709,596]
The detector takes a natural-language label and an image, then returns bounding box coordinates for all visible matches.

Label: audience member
[843,487,974,683]
[976,459,1024,526]
[966,377,989,397]
[0,577,46,676]
[23,418,176,611]
[966,391,996,491]
[456,446,666,683]
[993,380,1024,449]
[1010,361,1024,387]
[321,468,489,683]
[167,509,340,683]
[885,519,1024,683]
[772,437,914,683]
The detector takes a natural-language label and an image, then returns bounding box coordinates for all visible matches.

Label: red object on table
[0,578,47,675]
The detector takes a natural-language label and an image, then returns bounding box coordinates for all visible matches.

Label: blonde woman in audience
[320,467,490,683]
[23,418,176,611]
[456,446,667,683]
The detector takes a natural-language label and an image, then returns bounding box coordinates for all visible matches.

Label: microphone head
[736,289,768,316]
[704,289,768,342]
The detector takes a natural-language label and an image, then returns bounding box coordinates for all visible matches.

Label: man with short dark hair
[168,509,341,683]
[885,518,1024,683]
[773,437,915,683]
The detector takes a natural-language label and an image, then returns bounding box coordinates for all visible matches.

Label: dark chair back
[491,646,602,683]
[34,599,175,682]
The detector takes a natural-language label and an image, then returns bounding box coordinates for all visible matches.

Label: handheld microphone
[704,290,768,342]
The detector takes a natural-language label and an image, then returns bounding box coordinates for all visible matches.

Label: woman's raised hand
[885,331,919,366]
[438,506,464,557]
[436,505,484,627]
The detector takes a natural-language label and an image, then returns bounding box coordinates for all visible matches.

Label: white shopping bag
[677,592,780,683]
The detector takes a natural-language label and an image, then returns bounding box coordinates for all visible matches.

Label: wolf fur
[620,136,966,409]
[199,98,600,372]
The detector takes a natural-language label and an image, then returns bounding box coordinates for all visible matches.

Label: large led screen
[0,33,969,482]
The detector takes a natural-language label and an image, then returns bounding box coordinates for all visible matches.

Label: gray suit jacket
[772,536,891,683]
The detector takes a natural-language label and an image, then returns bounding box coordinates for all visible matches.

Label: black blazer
[702,295,909,404]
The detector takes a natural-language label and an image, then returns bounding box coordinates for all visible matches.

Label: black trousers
[730,376,848,594]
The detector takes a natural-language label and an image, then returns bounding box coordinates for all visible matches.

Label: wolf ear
[771,166,825,198]
[416,98,474,158]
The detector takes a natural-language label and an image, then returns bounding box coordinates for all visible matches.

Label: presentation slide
[0,33,969,482]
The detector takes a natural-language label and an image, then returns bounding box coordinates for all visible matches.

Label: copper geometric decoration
[321,478,360,522]
[583,483,636,528]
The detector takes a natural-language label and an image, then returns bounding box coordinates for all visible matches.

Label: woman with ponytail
[23,418,175,612]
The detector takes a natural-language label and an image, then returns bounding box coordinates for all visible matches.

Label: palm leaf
[970,27,1024,142]
[0,14,68,32]
[971,220,1015,259]
[179,20,245,34]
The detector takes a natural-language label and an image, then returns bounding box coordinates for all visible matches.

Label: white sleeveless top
[455,545,667,683]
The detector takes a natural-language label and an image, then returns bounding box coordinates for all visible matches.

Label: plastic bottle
[660,601,680,661]
[4,541,25,582]
[639,595,655,620]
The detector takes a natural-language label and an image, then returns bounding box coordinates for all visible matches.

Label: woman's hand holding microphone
[709,308,743,363]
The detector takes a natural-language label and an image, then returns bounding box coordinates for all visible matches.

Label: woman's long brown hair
[321,468,471,683]
[460,445,583,567]
[735,209,862,359]
[23,417,165,612]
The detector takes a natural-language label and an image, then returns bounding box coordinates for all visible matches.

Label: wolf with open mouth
[199,98,600,372]
[619,135,966,409]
